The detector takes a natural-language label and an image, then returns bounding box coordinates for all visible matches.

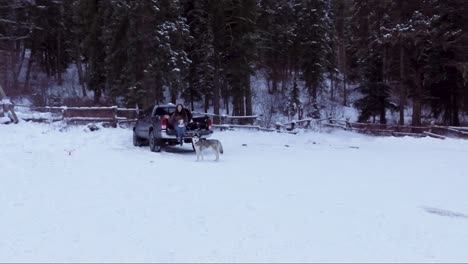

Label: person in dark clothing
[171,104,188,145]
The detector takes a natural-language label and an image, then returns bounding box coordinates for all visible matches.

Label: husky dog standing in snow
[192,135,224,161]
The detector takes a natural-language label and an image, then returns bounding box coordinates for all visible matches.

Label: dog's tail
[219,142,224,154]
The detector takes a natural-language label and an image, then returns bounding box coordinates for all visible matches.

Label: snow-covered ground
[1,121,468,262]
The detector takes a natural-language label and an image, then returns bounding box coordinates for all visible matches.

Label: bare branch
[0,35,30,41]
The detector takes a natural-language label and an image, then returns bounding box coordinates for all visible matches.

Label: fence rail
[3,103,468,139]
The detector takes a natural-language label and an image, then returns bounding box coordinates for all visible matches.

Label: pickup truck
[133,104,213,152]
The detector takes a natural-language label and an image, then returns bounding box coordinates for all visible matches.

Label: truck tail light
[161,118,168,129]
[207,118,212,130]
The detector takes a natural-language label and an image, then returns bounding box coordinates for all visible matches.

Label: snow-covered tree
[293,0,333,102]
[185,0,215,111]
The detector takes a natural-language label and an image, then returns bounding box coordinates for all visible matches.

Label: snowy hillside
[1,122,468,262]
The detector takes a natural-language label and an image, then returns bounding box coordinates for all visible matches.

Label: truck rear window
[154,107,175,116]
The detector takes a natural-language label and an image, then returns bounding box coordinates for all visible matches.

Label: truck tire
[133,130,144,147]
[149,130,162,152]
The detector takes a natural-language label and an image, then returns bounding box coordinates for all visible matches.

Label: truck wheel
[149,131,162,152]
[133,130,143,147]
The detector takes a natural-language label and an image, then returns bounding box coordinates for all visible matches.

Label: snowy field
[1,122,468,262]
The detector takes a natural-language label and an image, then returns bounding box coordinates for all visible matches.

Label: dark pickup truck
[133,104,213,152]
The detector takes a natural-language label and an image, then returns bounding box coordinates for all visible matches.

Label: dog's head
[192,135,200,144]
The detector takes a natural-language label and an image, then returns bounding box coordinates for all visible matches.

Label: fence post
[112,106,118,127]
[345,118,351,129]
[275,122,282,131]
[429,120,435,133]
[0,85,19,124]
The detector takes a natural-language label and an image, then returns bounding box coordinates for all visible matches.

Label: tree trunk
[452,91,460,126]
[75,53,86,97]
[245,74,253,124]
[399,42,405,125]
[190,87,194,111]
[213,52,221,124]
[380,102,387,125]
[0,84,7,98]
[44,51,51,77]
[204,94,210,113]
[57,32,63,85]
[240,84,246,118]
[24,49,34,93]
[171,92,177,104]
[225,97,229,115]
[267,78,272,94]
[382,45,387,83]
[12,43,26,91]
[271,70,278,94]
[451,73,460,126]
[343,49,348,106]
[2,53,8,92]
[94,88,102,105]
[411,72,423,127]
[232,93,240,121]
[311,84,317,102]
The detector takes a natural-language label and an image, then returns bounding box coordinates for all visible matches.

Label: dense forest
[0,0,467,125]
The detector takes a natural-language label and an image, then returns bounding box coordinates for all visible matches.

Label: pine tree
[293,0,333,102]
[331,0,352,106]
[80,0,106,104]
[185,0,215,111]
[99,0,190,108]
[207,0,227,121]
[348,0,394,124]
[67,0,87,97]
[257,0,296,94]
[403,9,432,127]
[223,0,257,121]
[0,0,32,93]
[157,0,191,104]
[355,82,394,123]
[425,0,467,125]
[384,0,422,125]
[285,75,303,120]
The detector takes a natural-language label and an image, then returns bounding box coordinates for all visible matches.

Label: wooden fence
[260,115,468,139]
[4,103,468,139]
[13,106,139,127]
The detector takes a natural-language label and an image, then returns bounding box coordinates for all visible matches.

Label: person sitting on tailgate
[171,104,188,145]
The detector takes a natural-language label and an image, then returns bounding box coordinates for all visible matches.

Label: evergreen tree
[80,0,106,104]
[207,0,228,121]
[355,82,394,123]
[257,0,296,94]
[99,0,190,108]
[425,0,467,125]
[185,0,215,111]
[285,75,303,120]
[331,0,352,106]
[223,0,257,121]
[349,0,394,124]
[1,0,466,126]
[0,0,33,92]
[293,0,333,102]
